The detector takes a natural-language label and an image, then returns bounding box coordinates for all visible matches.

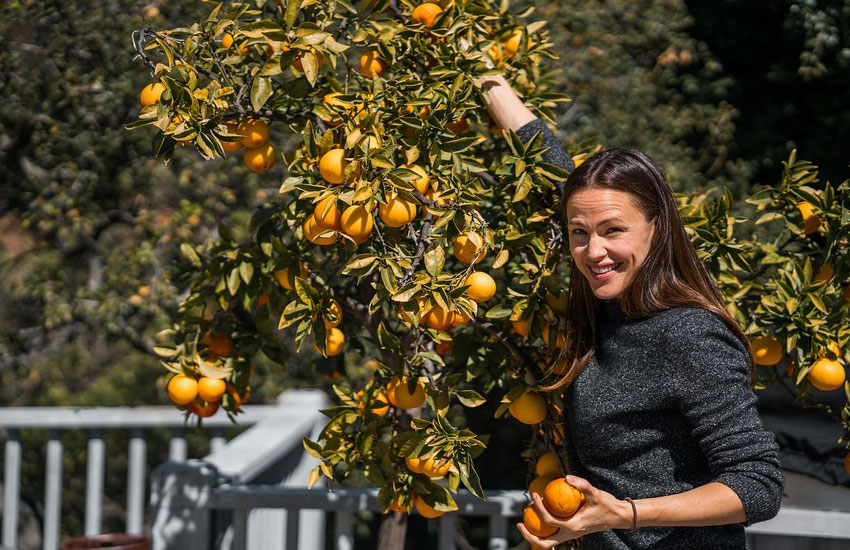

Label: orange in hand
[542,478,585,518]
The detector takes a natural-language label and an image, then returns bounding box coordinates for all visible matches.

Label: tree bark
[376,512,407,549]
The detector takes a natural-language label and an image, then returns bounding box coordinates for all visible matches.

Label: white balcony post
[169,428,187,462]
[3,429,21,549]
[126,428,147,534]
[438,514,456,550]
[334,511,354,550]
[150,460,218,550]
[85,429,105,535]
[210,428,226,454]
[44,429,63,550]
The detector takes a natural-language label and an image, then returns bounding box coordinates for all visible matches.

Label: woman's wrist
[477,75,537,131]
[616,498,638,530]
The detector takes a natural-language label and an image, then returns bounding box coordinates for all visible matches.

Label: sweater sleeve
[515,118,574,194]
[665,309,784,526]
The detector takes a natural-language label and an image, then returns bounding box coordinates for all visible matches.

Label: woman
[478,74,784,549]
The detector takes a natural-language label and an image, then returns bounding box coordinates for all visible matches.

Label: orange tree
[129,0,849,545]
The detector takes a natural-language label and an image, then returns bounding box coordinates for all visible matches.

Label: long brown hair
[544,148,754,391]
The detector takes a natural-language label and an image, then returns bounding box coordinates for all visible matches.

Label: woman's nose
[586,234,607,261]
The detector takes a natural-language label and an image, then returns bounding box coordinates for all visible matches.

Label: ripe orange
[321,299,343,329]
[814,263,834,283]
[451,310,471,327]
[319,148,348,184]
[535,451,561,477]
[314,196,342,230]
[359,51,387,78]
[390,494,408,514]
[406,456,425,474]
[411,3,443,27]
[414,495,445,518]
[197,377,226,402]
[304,214,337,245]
[434,336,453,355]
[188,399,220,418]
[222,33,234,49]
[453,234,484,264]
[502,28,525,57]
[543,478,585,518]
[808,358,845,391]
[340,205,374,244]
[226,383,251,408]
[529,475,556,498]
[419,456,451,478]
[796,201,821,235]
[379,193,417,227]
[509,391,547,425]
[423,303,453,330]
[465,272,496,303]
[446,118,469,134]
[522,504,557,538]
[201,330,232,358]
[167,375,198,405]
[314,327,345,356]
[220,121,243,152]
[275,262,308,290]
[237,118,269,148]
[511,319,531,338]
[751,335,782,366]
[139,82,165,107]
[357,389,389,417]
[402,164,430,193]
[388,376,426,409]
[243,143,277,172]
[422,189,450,215]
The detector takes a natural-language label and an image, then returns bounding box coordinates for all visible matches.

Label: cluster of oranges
[221,118,277,173]
[165,330,250,418]
[752,334,846,392]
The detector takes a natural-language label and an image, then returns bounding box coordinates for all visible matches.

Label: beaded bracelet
[624,497,638,531]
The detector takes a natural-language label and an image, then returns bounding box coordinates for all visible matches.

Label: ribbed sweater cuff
[716,472,783,526]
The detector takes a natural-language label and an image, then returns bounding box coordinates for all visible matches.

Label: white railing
[0,390,327,550]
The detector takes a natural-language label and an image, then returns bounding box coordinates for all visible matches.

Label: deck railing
[0,390,327,550]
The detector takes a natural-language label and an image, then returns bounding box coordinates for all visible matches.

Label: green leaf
[424,243,445,277]
[250,75,273,111]
[180,243,202,267]
[239,262,254,285]
[227,267,241,295]
[284,0,301,28]
[455,390,486,408]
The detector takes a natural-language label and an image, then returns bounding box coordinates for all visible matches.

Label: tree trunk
[376,512,407,549]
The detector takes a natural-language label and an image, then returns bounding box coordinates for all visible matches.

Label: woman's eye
[571,229,586,236]
[607,227,623,234]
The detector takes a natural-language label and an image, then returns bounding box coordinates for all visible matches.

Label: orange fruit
[502,28,525,57]
[419,456,451,478]
[388,376,426,409]
[314,327,345,357]
[390,494,408,514]
[451,310,471,327]
[814,263,834,283]
[535,451,561,477]
[139,82,165,107]
[226,383,251,408]
[304,214,337,245]
[522,504,557,538]
[237,118,269,148]
[543,478,585,518]
[406,456,425,474]
[313,196,342,230]
[808,358,845,391]
[220,121,243,152]
[275,262,308,290]
[511,319,531,338]
[359,51,387,78]
[423,303,453,330]
[751,335,782,366]
[465,272,496,303]
[379,193,417,227]
[453,233,484,264]
[446,118,469,134]
[323,299,343,328]
[319,148,348,184]
[422,189,450,215]
[414,495,446,518]
[402,164,430,194]
[167,375,198,405]
[242,143,277,172]
[357,389,389,417]
[221,33,234,49]
[340,205,374,244]
[844,452,850,476]
[201,330,232,358]
[796,201,821,235]
[529,475,556,498]
[197,377,227,402]
[509,391,547,424]
[434,336,453,355]
[411,3,443,27]
[188,399,220,418]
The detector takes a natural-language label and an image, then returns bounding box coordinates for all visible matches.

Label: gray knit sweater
[516,120,784,549]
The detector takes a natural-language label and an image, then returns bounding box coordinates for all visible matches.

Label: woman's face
[567,187,656,301]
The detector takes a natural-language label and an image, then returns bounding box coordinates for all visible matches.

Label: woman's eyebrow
[567,217,623,226]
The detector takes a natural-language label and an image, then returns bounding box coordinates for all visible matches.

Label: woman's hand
[474,73,536,131]
[517,475,634,549]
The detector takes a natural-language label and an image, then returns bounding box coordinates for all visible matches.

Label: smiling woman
[478,73,784,550]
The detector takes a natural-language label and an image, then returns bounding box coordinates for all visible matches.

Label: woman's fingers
[565,474,594,497]
[516,522,558,550]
